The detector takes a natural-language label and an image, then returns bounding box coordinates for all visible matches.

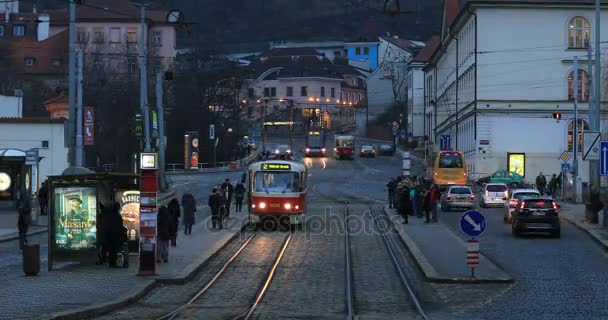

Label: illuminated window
[567,119,589,152]
[568,16,590,48]
[568,69,589,101]
[127,28,137,43]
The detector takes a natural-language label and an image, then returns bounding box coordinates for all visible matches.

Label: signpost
[402,151,411,177]
[25,149,38,166]
[439,135,451,151]
[209,124,215,140]
[583,132,601,161]
[460,210,486,278]
[83,107,94,146]
[139,152,158,276]
[601,141,608,176]
[134,113,144,138]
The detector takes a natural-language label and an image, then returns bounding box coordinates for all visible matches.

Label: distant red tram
[334,134,355,160]
[248,160,307,225]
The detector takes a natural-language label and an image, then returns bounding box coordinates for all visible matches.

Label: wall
[0,95,22,118]
[407,66,425,137]
[346,43,379,70]
[0,122,68,184]
[246,77,343,104]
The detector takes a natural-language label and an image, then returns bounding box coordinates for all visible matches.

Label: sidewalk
[384,206,513,283]
[560,203,608,250]
[0,205,247,320]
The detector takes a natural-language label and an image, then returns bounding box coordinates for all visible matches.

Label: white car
[504,188,541,223]
[481,183,508,207]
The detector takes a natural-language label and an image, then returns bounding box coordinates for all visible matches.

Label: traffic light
[552,112,562,120]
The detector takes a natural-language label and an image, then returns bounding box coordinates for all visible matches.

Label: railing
[166,150,260,174]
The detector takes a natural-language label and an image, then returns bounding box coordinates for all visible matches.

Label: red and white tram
[334,134,355,160]
[248,160,307,225]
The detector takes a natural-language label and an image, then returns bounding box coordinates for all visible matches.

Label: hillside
[30,0,443,49]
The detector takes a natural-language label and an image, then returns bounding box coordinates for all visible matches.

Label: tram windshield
[254,172,300,193]
[307,135,323,148]
[336,137,354,148]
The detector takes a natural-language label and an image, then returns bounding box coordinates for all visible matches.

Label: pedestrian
[209,188,222,229]
[429,184,441,222]
[585,185,604,224]
[398,182,411,224]
[234,181,246,213]
[96,203,107,265]
[416,182,425,218]
[181,193,196,235]
[37,182,48,216]
[156,206,170,263]
[422,187,433,223]
[409,181,419,217]
[17,194,31,249]
[536,172,547,195]
[386,178,397,209]
[548,174,558,197]
[105,202,124,268]
[221,179,234,218]
[241,172,247,184]
[168,198,180,247]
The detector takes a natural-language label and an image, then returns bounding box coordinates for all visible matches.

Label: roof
[44,0,169,25]
[258,48,324,58]
[378,35,425,54]
[3,30,69,75]
[243,55,364,80]
[0,117,64,124]
[44,95,68,105]
[412,36,441,62]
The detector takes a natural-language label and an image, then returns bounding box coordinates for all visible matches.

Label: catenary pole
[139,4,151,152]
[591,0,601,190]
[574,56,580,202]
[67,0,76,165]
[156,71,165,189]
[75,48,84,166]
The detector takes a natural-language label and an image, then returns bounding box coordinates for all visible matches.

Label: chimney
[37,13,49,41]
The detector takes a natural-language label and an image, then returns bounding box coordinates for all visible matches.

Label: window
[24,57,35,67]
[286,86,293,97]
[364,47,369,55]
[92,27,104,43]
[13,25,24,37]
[355,47,361,55]
[76,27,87,43]
[568,119,590,152]
[151,31,162,47]
[270,87,276,97]
[248,88,255,98]
[383,68,392,78]
[110,27,120,43]
[568,69,589,101]
[41,140,49,148]
[301,86,308,96]
[568,16,590,48]
[264,87,270,97]
[0,25,5,37]
[340,92,343,100]
[254,172,299,193]
[358,93,362,102]
[439,153,464,168]
[127,57,137,73]
[331,88,335,98]
[334,50,341,57]
[127,28,137,43]
[320,86,325,97]
[51,59,62,67]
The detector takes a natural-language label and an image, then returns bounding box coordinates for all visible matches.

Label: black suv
[512,197,560,238]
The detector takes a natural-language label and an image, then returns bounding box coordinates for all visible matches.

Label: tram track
[156,230,293,320]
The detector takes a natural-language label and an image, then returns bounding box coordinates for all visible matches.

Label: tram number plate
[270,203,280,208]
[262,163,291,170]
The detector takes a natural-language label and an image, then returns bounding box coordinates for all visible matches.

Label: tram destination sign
[262,163,291,170]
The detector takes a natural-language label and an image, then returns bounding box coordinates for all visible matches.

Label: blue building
[345,42,379,71]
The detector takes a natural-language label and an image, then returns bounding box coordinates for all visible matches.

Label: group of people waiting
[208,178,247,229]
[387,176,441,224]
[154,193,196,263]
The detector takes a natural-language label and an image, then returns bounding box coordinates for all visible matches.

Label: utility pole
[156,71,165,189]
[137,3,152,152]
[573,56,580,202]
[289,101,294,148]
[67,0,76,166]
[591,0,601,190]
[262,100,267,153]
[75,48,84,167]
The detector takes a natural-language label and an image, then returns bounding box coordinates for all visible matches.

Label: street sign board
[561,162,571,172]
[25,149,38,165]
[583,132,601,160]
[134,113,143,138]
[440,135,451,151]
[209,124,215,140]
[460,210,487,237]
[151,109,159,139]
[83,107,95,145]
[559,151,571,163]
[601,141,608,176]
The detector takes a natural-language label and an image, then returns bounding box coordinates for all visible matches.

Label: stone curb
[49,219,249,319]
[0,228,48,243]
[561,209,608,251]
[384,206,513,284]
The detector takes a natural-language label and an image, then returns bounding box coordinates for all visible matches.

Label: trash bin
[22,244,40,276]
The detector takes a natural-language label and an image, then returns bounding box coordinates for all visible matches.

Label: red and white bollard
[466,239,479,277]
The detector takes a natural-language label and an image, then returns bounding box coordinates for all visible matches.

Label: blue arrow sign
[601,141,608,176]
[460,210,487,237]
[440,135,451,150]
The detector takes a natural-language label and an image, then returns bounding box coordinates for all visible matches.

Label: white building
[424,0,608,185]
[406,58,427,138]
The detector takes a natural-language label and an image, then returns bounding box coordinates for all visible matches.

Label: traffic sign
[601,141,608,176]
[561,162,571,172]
[439,135,451,151]
[209,124,215,140]
[583,132,601,160]
[25,149,38,166]
[460,210,487,237]
[559,151,571,163]
[466,239,479,267]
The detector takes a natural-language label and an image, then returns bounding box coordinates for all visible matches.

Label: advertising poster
[53,187,97,253]
[508,153,526,177]
[116,190,140,252]
[184,131,199,169]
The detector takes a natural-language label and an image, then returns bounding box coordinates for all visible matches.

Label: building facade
[345,42,379,71]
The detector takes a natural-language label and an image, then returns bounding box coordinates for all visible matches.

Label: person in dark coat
[105,202,124,268]
[429,184,441,222]
[37,182,48,216]
[398,182,411,224]
[167,198,181,246]
[156,206,171,263]
[17,194,31,249]
[96,203,107,265]
[221,179,234,218]
[181,193,196,235]
[234,182,246,213]
[386,178,397,209]
[208,188,222,229]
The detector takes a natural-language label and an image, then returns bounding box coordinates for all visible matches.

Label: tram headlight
[321,148,326,152]
[295,205,300,210]
[275,149,279,154]
[284,203,292,210]
[306,148,310,152]
[287,149,291,153]
[251,204,256,208]
[258,202,267,209]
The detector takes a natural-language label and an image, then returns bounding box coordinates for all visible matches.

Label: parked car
[512,197,561,238]
[378,144,395,156]
[490,170,524,187]
[504,188,541,223]
[440,186,476,211]
[359,144,376,158]
[481,183,509,208]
